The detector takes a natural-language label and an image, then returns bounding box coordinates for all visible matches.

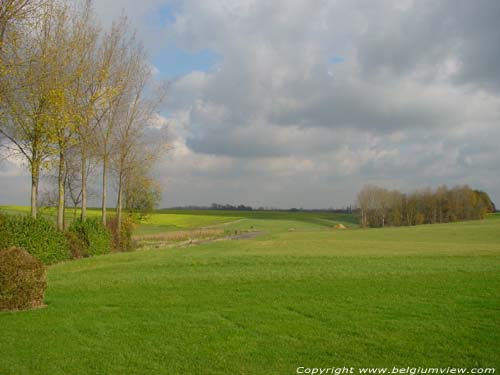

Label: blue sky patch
[153,47,220,78]
[330,56,345,64]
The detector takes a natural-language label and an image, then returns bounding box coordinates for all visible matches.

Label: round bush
[0,247,47,312]
[0,215,69,264]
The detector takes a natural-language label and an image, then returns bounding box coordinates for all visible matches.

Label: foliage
[68,218,111,257]
[0,214,69,264]
[0,214,12,250]
[64,231,86,259]
[124,175,162,219]
[356,184,495,228]
[475,190,496,213]
[106,215,136,252]
[0,247,46,312]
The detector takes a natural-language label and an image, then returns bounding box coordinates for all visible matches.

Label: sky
[1,0,500,209]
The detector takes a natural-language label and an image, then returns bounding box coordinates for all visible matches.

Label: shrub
[0,215,69,264]
[106,215,136,252]
[64,231,87,259]
[0,247,47,312]
[0,213,12,250]
[68,218,111,257]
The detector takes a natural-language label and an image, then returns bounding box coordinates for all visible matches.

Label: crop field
[1,211,499,374]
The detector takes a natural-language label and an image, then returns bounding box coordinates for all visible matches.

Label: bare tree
[94,16,134,226]
[357,184,494,228]
[111,46,167,238]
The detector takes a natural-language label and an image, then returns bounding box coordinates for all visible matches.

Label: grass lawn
[0,211,499,374]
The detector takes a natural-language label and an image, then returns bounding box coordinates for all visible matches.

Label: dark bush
[64,231,87,259]
[0,213,12,250]
[68,218,111,257]
[106,216,136,252]
[0,215,69,264]
[0,247,47,312]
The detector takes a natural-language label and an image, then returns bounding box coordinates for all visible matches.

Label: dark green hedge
[68,218,111,257]
[0,214,69,264]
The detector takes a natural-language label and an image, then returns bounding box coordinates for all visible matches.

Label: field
[0,210,499,374]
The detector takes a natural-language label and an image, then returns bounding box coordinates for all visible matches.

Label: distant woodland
[357,185,496,228]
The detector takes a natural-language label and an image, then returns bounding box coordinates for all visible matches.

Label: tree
[69,0,100,222]
[39,0,104,230]
[0,0,62,218]
[31,0,91,230]
[474,190,496,214]
[111,47,167,238]
[0,0,42,52]
[356,184,494,228]
[46,2,77,230]
[124,170,161,219]
[94,16,134,226]
[1,0,43,162]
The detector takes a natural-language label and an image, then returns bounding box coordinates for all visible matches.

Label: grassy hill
[0,211,499,374]
[137,209,357,235]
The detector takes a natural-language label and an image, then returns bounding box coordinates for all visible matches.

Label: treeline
[210,203,254,211]
[356,185,496,228]
[0,0,166,234]
[168,204,353,213]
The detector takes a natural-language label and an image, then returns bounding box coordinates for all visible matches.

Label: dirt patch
[134,228,224,242]
[225,231,264,240]
[136,230,264,250]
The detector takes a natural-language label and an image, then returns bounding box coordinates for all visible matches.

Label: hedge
[106,215,136,252]
[0,214,69,264]
[68,218,111,257]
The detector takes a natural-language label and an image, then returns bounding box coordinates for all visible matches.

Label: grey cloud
[186,123,354,158]
[0,174,30,206]
[355,0,500,92]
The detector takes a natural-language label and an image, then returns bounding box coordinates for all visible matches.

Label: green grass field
[135,209,358,235]
[1,210,499,374]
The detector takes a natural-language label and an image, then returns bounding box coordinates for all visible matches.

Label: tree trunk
[30,162,39,219]
[116,173,123,243]
[101,154,107,226]
[116,172,123,242]
[0,23,7,54]
[81,146,87,221]
[57,151,65,231]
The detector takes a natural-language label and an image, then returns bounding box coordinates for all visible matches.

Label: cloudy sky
[1,0,499,208]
